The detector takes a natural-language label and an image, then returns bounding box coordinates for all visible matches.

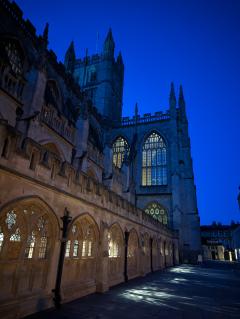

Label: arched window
[0,199,57,300]
[108,225,123,258]
[4,41,24,75]
[65,217,96,259]
[142,132,167,186]
[145,202,168,225]
[112,137,129,168]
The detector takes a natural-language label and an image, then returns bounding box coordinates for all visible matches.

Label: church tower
[67,29,124,124]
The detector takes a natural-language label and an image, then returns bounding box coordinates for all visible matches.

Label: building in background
[201,222,240,261]
[66,29,201,264]
[0,0,200,317]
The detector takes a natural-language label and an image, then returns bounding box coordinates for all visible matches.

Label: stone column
[124,231,129,282]
[96,221,109,293]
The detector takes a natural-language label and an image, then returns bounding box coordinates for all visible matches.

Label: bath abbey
[0,0,201,317]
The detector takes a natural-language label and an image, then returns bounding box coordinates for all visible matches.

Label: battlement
[0,119,177,238]
[120,110,170,127]
[75,54,102,67]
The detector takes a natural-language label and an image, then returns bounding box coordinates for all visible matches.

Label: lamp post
[52,208,72,309]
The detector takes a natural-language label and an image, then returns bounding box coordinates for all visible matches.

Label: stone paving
[26,263,240,319]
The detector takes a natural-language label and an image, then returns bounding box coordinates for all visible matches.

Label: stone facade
[0,0,200,317]
[67,21,201,263]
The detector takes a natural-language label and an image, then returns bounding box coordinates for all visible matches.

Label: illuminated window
[82,240,87,257]
[142,132,167,186]
[108,239,119,258]
[145,202,168,225]
[9,228,21,241]
[88,241,92,257]
[73,240,79,257]
[5,210,17,230]
[25,231,36,259]
[112,137,129,168]
[65,240,71,257]
[0,228,4,252]
[38,237,47,259]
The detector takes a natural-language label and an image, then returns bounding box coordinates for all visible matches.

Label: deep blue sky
[16,0,240,224]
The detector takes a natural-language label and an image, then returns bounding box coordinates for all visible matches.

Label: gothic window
[127,230,139,273]
[24,231,36,259]
[142,132,167,186]
[112,137,129,168]
[9,227,21,241]
[82,225,94,257]
[0,199,56,298]
[145,202,168,225]
[108,225,122,258]
[65,240,71,257]
[73,240,79,257]
[38,237,47,259]
[65,217,96,259]
[4,41,23,75]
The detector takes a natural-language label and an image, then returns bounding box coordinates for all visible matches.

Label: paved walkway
[26,263,240,319]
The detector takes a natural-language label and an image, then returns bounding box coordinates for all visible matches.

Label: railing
[41,105,75,144]
[120,111,170,127]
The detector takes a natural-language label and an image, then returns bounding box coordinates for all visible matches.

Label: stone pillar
[124,231,129,282]
[96,221,109,293]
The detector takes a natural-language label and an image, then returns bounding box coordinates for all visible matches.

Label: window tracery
[145,202,168,225]
[65,218,96,259]
[5,41,23,75]
[0,39,25,101]
[142,132,167,186]
[112,137,129,168]
[0,205,52,260]
[108,226,122,258]
[24,231,36,259]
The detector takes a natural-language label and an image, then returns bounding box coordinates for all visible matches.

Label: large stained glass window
[112,137,129,168]
[145,203,168,225]
[142,132,167,186]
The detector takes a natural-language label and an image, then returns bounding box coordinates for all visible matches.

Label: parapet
[0,119,177,239]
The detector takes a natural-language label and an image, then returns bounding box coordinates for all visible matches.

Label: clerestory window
[142,132,167,186]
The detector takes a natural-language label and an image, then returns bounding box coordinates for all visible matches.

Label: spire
[178,84,187,120]
[64,41,76,74]
[169,82,176,117]
[135,102,138,118]
[43,22,49,43]
[103,28,115,58]
[178,85,185,109]
[117,51,123,65]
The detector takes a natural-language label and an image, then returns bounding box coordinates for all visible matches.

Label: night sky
[16,0,240,225]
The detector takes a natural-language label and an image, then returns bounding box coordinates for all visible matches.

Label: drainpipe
[52,208,72,309]
[124,231,129,282]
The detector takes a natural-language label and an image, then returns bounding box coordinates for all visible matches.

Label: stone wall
[0,120,179,318]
